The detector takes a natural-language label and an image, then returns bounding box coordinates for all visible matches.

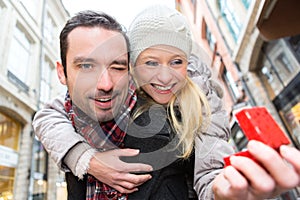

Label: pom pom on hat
[128,5,192,65]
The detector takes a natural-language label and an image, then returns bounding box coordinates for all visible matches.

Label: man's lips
[94,97,112,102]
[92,95,115,109]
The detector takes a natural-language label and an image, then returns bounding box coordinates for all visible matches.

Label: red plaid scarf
[65,80,137,200]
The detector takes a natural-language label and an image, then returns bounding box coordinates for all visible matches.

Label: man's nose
[97,69,113,91]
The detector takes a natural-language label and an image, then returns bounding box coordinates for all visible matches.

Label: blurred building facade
[0,0,68,199]
[176,0,300,198]
[176,0,300,150]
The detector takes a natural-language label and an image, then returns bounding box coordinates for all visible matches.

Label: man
[33,10,152,199]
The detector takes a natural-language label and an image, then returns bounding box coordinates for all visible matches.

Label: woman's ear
[56,61,67,85]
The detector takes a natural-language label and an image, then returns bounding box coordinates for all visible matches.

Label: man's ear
[56,61,67,85]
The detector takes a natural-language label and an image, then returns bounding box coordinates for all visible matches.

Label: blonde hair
[132,71,211,159]
[169,77,210,158]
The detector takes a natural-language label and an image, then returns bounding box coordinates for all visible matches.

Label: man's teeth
[154,85,172,91]
[96,98,111,102]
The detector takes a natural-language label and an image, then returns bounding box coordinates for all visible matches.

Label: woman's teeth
[153,84,172,91]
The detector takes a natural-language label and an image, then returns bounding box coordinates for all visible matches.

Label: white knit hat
[128,5,192,65]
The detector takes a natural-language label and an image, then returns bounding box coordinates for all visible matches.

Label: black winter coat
[65,101,196,200]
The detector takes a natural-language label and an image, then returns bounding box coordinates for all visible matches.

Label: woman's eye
[145,60,159,66]
[170,59,183,66]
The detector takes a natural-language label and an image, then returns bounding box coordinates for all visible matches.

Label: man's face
[57,27,129,122]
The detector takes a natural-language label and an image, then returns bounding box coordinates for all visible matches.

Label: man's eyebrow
[112,59,128,66]
[73,57,96,64]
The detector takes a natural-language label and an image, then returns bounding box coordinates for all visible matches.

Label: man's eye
[79,63,93,69]
[145,61,159,66]
[170,59,183,66]
[111,66,127,71]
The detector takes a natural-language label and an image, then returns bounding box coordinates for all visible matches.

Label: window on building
[287,35,300,63]
[218,0,242,42]
[0,4,3,31]
[205,24,216,50]
[0,112,21,200]
[260,40,300,98]
[275,52,295,76]
[32,138,47,200]
[31,59,53,199]
[260,57,284,98]
[242,0,252,9]
[273,73,300,149]
[222,68,240,100]
[0,0,6,13]
[40,58,53,104]
[7,24,32,92]
[20,0,38,19]
[44,13,57,45]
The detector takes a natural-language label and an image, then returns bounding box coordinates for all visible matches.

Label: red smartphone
[224,107,290,167]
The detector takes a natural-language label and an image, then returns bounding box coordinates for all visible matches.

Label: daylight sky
[62,0,176,29]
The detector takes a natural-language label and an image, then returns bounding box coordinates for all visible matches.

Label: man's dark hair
[59,10,130,77]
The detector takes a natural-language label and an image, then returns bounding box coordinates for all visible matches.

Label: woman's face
[134,45,188,105]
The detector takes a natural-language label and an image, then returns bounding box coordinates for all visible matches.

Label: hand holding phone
[224,107,290,167]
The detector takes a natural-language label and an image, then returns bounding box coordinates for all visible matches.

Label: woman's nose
[157,65,173,84]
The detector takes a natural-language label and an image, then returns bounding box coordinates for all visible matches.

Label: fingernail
[280,145,290,157]
[248,140,262,150]
[229,156,237,165]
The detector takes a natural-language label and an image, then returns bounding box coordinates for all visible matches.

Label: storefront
[273,72,300,149]
[0,112,21,200]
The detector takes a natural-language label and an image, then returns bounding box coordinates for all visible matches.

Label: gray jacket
[32,54,234,200]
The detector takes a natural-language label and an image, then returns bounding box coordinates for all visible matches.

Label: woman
[117,5,213,199]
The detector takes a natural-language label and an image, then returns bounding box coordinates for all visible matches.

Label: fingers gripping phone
[224,106,291,167]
